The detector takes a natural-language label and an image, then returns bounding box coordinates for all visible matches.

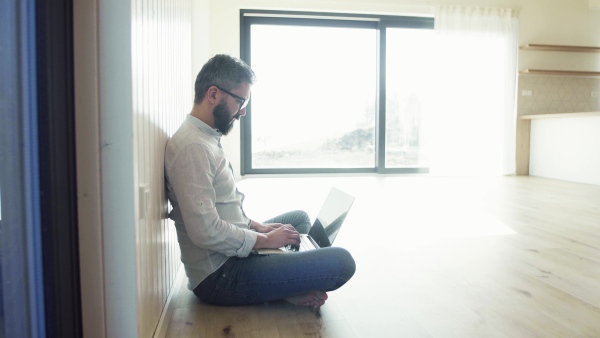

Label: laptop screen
[309,187,355,248]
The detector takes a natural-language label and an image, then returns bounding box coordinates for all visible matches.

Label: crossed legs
[193,210,356,307]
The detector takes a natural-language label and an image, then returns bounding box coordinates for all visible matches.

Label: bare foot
[285,291,328,308]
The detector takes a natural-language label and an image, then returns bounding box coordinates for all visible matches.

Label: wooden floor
[163,175,600,337]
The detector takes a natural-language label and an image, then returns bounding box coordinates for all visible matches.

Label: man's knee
[328,247,356,281]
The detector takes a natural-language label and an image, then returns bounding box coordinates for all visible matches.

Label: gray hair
[194,54,256,104]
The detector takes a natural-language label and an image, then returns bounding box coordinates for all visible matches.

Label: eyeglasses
[213,85,249,113]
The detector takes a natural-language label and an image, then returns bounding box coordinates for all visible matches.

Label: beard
[213,101,240,135]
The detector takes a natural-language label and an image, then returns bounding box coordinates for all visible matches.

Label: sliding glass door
[241,12,434,174]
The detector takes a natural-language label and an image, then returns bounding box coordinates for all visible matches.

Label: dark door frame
[35,1,83,337]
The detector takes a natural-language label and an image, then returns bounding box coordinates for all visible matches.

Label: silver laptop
[254,187,355,255]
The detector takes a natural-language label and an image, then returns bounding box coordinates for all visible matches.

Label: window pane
[385,28,434,168]
[250,24,377,169]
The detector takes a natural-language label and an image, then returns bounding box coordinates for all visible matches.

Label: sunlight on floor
[396,206,517,251]
[238,176,518,254]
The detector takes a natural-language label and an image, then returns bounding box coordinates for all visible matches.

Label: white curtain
[426,6,518,176]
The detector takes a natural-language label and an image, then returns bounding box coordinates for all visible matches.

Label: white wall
[97,0,137,336]
[206,0,600,177]
[193,1,212,82]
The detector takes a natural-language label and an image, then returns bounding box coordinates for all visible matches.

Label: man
[165,54,355,308]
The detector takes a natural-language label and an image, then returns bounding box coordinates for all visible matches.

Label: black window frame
[240,10,433,175]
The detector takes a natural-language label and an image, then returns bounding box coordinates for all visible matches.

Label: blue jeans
[193,210,356,306]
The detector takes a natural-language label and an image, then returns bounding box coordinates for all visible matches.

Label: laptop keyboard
[285,244,300,252]
[285,237,314,252]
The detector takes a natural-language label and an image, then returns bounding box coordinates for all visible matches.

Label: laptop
[254,187,355,255]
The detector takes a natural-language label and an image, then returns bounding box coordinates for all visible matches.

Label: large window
[385,28,435,169]
[241,12,434,174]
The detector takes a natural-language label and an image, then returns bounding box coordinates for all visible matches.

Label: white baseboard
[153,264,185,338]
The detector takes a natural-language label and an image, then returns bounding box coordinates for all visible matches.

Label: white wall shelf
[519,44,600,77]
[520,44,600,53]
[520,112,600,119]
[519,69,600,77]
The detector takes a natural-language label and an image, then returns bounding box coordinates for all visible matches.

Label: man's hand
[250,221,285,234]
[253,224,300,249]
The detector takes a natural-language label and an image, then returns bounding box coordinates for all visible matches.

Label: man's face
[212,100,239,135]
[212,83,250,135]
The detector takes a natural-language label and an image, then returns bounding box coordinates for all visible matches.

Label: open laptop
[254,187,355,255]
